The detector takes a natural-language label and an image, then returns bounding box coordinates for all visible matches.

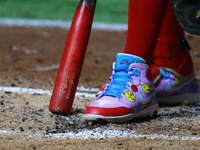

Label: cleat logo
[165,76,195,93]
[139,91,155,104]
[125,91,136,102]
[120,59,130,65]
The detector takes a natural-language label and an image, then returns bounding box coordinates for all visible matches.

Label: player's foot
[151,64,199,105]
[84,53,158,123]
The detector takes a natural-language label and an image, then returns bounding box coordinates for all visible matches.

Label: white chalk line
[0,18,127,31]
[0,86,98,99]
[1,18,194,36]
[27,64,59,71]
[0,128,200,141]
[0,86,200,141]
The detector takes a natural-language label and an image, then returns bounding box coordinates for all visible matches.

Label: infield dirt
[0,26,200,149]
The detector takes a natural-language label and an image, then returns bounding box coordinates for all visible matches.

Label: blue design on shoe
[133,69,140,77]
[189,84,198,93]
[161,70,170,80]
[137,104,141,111]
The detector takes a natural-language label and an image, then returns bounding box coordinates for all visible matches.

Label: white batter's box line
[0,18,128,31]
[0,129,200,141]
[0,86,98,99]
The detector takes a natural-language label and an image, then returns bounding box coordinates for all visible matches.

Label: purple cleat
[84,53,158,123]
[155,69,199,105]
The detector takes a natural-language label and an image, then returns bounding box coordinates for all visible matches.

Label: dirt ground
[0,26,200,149]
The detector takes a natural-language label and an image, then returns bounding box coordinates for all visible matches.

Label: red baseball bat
[49,0,97,115]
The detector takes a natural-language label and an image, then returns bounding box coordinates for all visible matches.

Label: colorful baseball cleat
[153,65,199,105]
[84,53,158,123]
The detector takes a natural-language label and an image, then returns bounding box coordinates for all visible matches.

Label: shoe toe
[84,99,133,117]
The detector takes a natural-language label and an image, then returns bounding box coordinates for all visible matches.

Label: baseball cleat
[155,69,199,105]
[84,53,158,123]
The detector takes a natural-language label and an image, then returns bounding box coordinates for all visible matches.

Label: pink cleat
[84,53,158,123]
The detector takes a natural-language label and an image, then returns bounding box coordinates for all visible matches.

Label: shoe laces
[102,66,137,99]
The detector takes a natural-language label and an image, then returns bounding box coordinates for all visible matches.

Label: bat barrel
[49,0,97,115]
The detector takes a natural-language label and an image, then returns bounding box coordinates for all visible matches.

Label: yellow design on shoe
[125,91,136,102]
[142,84,151,94]
[175,77,181,84]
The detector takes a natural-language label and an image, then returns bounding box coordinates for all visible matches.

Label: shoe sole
[83,104,158,124]
[158,93,200,106]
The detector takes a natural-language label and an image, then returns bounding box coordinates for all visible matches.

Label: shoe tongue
[116,53,145,68]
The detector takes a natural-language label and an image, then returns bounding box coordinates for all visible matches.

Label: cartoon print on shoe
[84,53,158,123]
